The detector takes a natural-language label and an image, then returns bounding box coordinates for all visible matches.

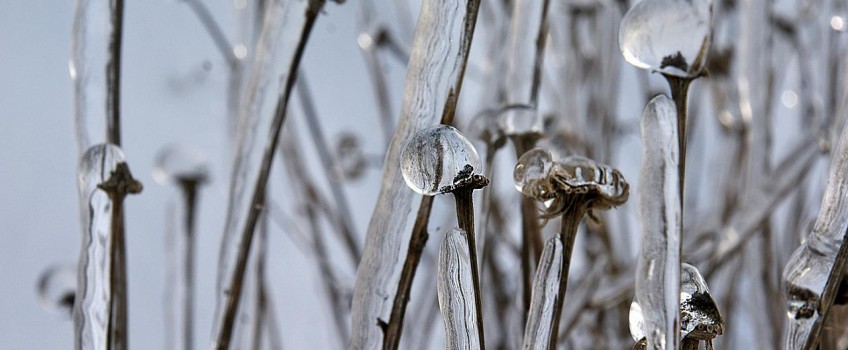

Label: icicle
[438,228,481,350]
[634,95,681,350]
[783,111,848,349]
[521,235,563,350]
[348,0,480,347]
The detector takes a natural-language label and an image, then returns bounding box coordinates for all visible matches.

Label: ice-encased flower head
[619,0,714,78]
[400,124,484,196]
[514,149,629,216]
[153,144,210,185]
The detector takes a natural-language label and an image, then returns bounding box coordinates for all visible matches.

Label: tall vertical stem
[106,0,124,146]
[453,188,486,350]
[549,203,583,348]
[511,133,543,320]
[663,75,692,209]
[180,181,198,350]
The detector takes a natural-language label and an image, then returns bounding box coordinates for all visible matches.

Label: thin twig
[106,0,124,146]
[213,1,326,348]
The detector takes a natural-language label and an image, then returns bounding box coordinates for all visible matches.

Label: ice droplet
[400,125,482,196]
[335,132,367,180]
[522,235,564,349]
[514,148,555,199]
[37,264,77,316]
[619,0,714,78]
[153,144,209,185]
[501,105,542,136]
[467,109,506,148]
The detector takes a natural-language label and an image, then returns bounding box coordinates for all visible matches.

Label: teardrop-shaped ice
[37,264,77,316]
[400,124,482,196]
[153,144,209,185]
[514,148,555,199]
[680,263,723,339]
[619,0,714,78]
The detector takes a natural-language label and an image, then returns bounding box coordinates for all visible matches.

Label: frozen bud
[552,156,630,209]
[335,132,367,180]
[467,109,506,149]
[500,105,543,137]
[619,0,714,78]
[153,144,209,185]
[680,263,723,340]
[400,125,484,196]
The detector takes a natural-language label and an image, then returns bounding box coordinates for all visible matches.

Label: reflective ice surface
[438,228,481,350]
[521,235,563,350]
[619,0,714,78]
[400,124,482,196]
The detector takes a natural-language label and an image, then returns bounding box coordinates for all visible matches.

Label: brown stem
[803,225,848,349]
[663,74,692,211]
[549,201,585,349]
[682,338,699,350]
[381,197,433,350]
[511,133,543,321]
[453,188,486,349]
[214,2,324,348]
[106,0,124,146]
[179,180,199,350]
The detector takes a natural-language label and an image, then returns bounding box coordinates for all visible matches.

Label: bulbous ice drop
[37,264,77,316]
[619,0,714,78]
[553,156,630,208]
[400,124,482,196]
[514,148,555,199]
[153,144,210,185]
[467,109,505,149]
[501,106,543,137]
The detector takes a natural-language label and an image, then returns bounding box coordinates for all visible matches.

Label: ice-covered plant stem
[514,150,629,347]
[401,125,489,349]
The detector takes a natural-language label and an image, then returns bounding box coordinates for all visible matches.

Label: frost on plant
[619,0,714,78]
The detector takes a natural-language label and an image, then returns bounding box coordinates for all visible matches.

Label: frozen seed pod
[501,105,543,138]
[680,263,723,341]
[628,264,723,347]
[400,124,485,196]
[153,144,210,185]
[619,0,714,78]
[37,264,77,316]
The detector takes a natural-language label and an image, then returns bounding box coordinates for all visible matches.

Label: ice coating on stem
[349,0,479,347]
[37,264,77,316]
[521,235,563,350]
[619,0,713,78]
[71,0,118,155]
[783,116,848,348]
[634,95,681,349]
[438,228,481,350]
[74,143,125,350]
[501,0,549,136]
[400,125,482,196]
